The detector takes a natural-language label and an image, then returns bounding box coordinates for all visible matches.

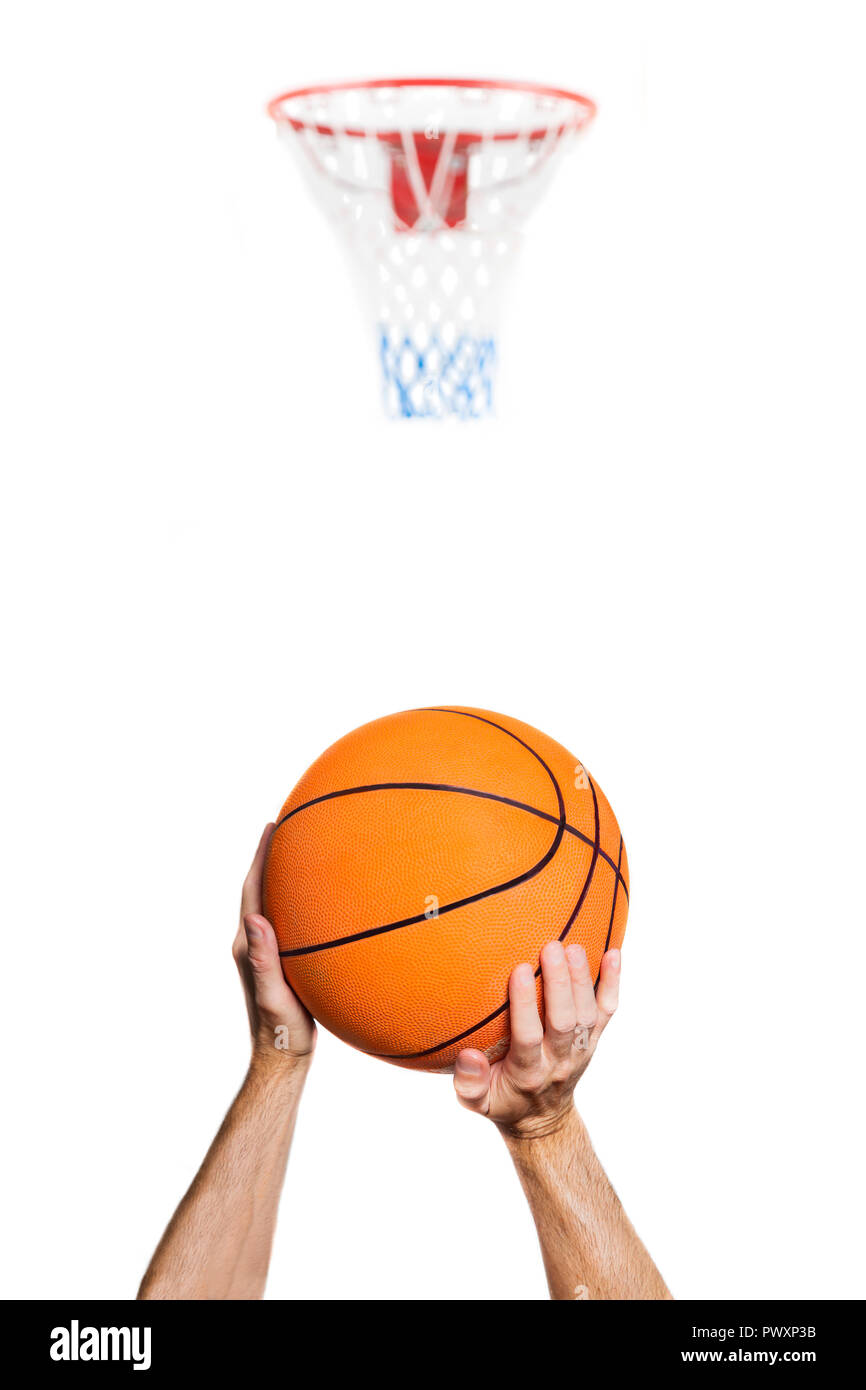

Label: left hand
[232,824,316,1070]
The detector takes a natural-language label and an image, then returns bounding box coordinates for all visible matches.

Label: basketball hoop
[267,78,597,419]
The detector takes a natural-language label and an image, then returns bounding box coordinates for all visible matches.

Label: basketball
[263,706,629,1072]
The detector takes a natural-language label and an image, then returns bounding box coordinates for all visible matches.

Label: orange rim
[266,76,597,142]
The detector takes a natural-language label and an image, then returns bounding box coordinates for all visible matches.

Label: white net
[269,80,595,418]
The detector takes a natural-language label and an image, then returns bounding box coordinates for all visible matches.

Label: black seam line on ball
[280,712,567,960]
[274,781,627,903]
[422,711,624,901]
[597,834,624,987]
[385,774,602,1061]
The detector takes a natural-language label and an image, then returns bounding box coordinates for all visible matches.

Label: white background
[1,0,864,1301]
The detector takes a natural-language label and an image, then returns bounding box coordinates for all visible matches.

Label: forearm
[503,1106,671,1301]
[138,1055,309,1300]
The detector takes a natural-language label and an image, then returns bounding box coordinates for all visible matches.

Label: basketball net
[268,80,596,418]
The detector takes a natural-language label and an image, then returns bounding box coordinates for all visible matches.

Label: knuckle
[517,1066,548,1095]
[548,1017,577,1039]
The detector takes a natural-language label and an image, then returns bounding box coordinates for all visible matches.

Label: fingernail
[458,1056,483,1076]
[244,916,262,940]
[566,944,586,965]
[545,940,565,962]
[515,963,534,988]
[608,948,621,970]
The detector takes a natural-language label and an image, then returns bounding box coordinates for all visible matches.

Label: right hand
[453,940,620,1139]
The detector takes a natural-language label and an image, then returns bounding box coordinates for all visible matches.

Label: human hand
[453,941,620,1139]
[232,824,316,1073]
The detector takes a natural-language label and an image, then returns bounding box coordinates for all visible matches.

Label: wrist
[246,1041,313,1095]
[499,1100,585,1149]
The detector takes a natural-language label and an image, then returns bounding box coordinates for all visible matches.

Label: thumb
[453,1050,491,1114]
[243,914,290,1014]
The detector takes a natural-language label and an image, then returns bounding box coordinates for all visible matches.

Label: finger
[241,823,275,920]
[453,1050,491,1114]
[566,944,598,1029]
[594,948,621,1030]
[539,941,577,1057]
[241,913,293,1014]
[507,963,544,1071]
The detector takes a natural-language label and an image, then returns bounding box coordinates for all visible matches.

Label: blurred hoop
[267,78,597,418]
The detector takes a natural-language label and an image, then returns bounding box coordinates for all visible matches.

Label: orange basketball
[263,707,629,1072]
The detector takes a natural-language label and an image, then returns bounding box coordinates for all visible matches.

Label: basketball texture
[263,707,628,1072]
